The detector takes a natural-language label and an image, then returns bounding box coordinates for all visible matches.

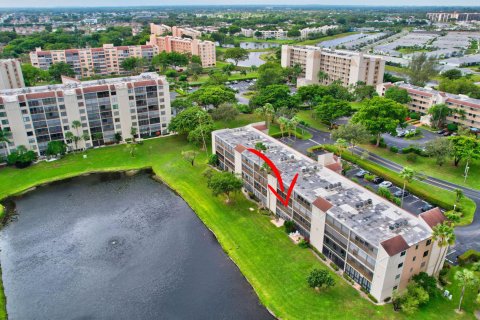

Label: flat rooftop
[214,125,432,248]
[0,73,165,97]
[285,45,383,60]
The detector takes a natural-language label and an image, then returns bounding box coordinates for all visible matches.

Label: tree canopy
[314,95,353,129]
[384,86,411,104]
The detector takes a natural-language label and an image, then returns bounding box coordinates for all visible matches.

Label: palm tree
[278,117,289,138]
[399,167,415,208]
[317,70,329,83]
[254,103,275,128]
[431,222,455,276]
[71,120,82,137]
[289,116,300,140]
[334,138,349,159]
[64,131,76,151]
[455,188,464,206]
[428,104,451,129]
[455,269,479,312]
[130,127,138,144]
[0,128,11,155]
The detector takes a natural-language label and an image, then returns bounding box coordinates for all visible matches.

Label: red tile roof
[26,92,56,99]
[234,144,247,153]
[253,124,268,131]
[381,235,409,256]
[312,197,333,212]
[326,162,342,173]
[133,80,157,87]
[420,207,446,228]
[82,85,109,93]
[446,98,480,109]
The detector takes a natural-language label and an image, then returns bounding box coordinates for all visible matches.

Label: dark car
[372,176,385,184]
[355,170,368,178]
[437,129,446,134]
[421,203,435,212]
[394,190,410,198]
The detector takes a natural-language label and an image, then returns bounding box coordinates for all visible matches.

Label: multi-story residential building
[212,124,447,302]
[377,82,480,130]
[427,12,480,23]
[240,28,255,37]
[281,45,385,87]
[0,73,171,157]
[0,59,25,90]
[150,23,172,36]
[171,26,202,39]
[255,29,288,40]
[300,25,338,39]
[29,44,159,79]
[148,35,216,67]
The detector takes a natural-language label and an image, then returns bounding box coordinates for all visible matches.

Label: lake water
[226,51,267,67]
[0,172,273,320]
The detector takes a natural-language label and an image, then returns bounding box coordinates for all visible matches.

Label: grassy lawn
[0,133,476,319]
[296,109,331,132]
[268,123,313,140]
[361,144,480,191]
[385,65,408,75]
[213,113,262,130]
[189,71,258,86]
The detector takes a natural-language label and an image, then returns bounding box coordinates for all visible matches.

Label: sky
[0,0,477,8]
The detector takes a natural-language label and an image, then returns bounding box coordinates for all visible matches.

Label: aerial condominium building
[212,124,447,302]
[29,44,159,79]
[171,26,202,39]
[427,12,480,22]
[377,82,480,131]
[150,23,172,36]
[0,59,25,90]
[148,35,216,68]
[0,73,171,157]
[300,25,338,39]
[281,45,385,87]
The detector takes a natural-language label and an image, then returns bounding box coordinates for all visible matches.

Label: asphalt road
[281,125,480,262]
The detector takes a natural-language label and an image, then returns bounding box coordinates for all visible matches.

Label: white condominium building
[377,82,480,130]
[300,25,338,39]
[212,124,448,302]
[281,45,385,87]
[148,35,216,67]
[0,73,171,157]
[427,12,480,22]
[171,26,202,39]
[29,44,159,79]
[256,29,288,40]
[0,59,25,90]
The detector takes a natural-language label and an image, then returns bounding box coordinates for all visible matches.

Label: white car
[379,181,393,188]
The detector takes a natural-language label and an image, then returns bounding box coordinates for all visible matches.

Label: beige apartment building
[0,59,25,90]
[148,35,216,67]
[281,45,385,87]
[212,124,447,302]
[150,23,172,36]
[0,73,171,157]
[171,26,202,39]
[29,44,159,79]
[377,82,480,130]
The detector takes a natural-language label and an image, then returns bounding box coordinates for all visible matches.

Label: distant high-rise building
[29,44,159,79]
[0,59,25,90]
[281,45,385,87]
[427,12,480,22]
[0,73,171,157]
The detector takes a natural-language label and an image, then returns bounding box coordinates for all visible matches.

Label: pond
[222,42,280,50]
[0,172,273,320]
[226,51,267,67]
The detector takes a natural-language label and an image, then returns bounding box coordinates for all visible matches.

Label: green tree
[206,71,228,85]
[287,28,301,37]
[254,103,275,128]
[6,145,37,168]
[407,53,439,87]
[455,269,479,312]
[171,98,194,112]
[0,128,11,155]
[152,51,170,71]
[400,283,430,315]
[181,150,199,166]
[399,167,415,208]
[432,223,455,276]
[168,106,212,135]
[441,69,462,80]
[188,85,236,108]
[307,269,335,289]
[424,137,453,166]
[296,85,329,108]
[278,116,289,137]
[449,135,480,167]
[120,57,144,75]
[21,63,48,86]
[211,103,239,122]
[352,97,407,146]
[250,84,298,109]
[126,143,137,157]
[331,122,371,154]
[317,70,329,83]
[48,62,75,82]
[314,96,352,129]
[353,82,377,101]
[411,272,437,297]
[224,47,249,66]
[256,62,285,89]
[428,104,452,129]
[384,86,411,104]
[187,122,215,149]
[207,171,243,203]
[334,138,349,158]
[46,140,67,157]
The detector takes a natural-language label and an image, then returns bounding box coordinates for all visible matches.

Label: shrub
[406,152,417,163]
[330,262,339,271]
[409,112,420,120]
[377,186,392,200]
[458,250,480,266]
[393,197,402,206]
[7,146,37,168]
[447,123,458,132]
[364,174,375,182]
[390,146,399,153]
[298,239,310,248]
[208,154,219,166]
[307,268,335,289]
[343,273,354,284]
[235,103,252,114]
[284,220,296,234]
[351,177,359,183]
[367,293,378,303]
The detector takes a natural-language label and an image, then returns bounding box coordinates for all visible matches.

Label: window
[426,239,432,246]
[398,263,403,268]
[400,251,406,257]
[423,250,429,257]
[421,262,426,268]
[395,274,400,280]
[393,286,398,290]
[415,244,419,250]
[413,256,416,262]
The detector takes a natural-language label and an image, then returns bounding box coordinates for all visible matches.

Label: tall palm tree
[71,120,82,137]
[428,104,451,129]
[317,70,329,83]
[431,222,455,276]
[0,128,11,156]
[399,167,415,208]
[130,127,138,144]
[334,138,349,159]
[254,103,275,128]
[289,116,300,140]
[278,117,289,138]
[455,269,479,312]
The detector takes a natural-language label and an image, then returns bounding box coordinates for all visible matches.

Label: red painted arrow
[246,148,298,207]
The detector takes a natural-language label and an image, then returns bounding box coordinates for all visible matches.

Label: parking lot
[381,125,438,149]
[345,167,437,216]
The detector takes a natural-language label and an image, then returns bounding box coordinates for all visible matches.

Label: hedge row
[458,250,480,266]
[321,144,475,224]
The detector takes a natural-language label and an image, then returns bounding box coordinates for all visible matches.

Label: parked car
[436,129,446,134]
[421,203,435,212]
[355,170,369,178]
[379,181,393,188]
[397,131,406,137]
[373,176,385,184]
[394,190,410,198]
